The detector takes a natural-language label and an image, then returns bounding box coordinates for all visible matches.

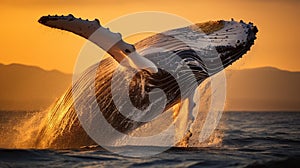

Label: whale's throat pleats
[89,56,190,133]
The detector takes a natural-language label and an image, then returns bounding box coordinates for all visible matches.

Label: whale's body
[36,15,257,148]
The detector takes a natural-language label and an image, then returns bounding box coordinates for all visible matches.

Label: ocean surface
[0,111,299,168]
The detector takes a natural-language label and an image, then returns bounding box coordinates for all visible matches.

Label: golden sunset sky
[0,0,299,73]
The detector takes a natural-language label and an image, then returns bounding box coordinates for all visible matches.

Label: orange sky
[0,0,299,73]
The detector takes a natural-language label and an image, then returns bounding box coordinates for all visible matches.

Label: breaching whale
[36,14,258,148]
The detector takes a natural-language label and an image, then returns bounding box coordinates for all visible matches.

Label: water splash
[175,78,224,148]
[6,75,223,149]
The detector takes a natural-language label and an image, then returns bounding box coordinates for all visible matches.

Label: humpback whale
[36,14,257,148]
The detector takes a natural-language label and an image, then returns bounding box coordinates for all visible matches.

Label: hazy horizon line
[1,62,300,74]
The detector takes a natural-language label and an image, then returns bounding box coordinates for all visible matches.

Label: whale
[36,14,258,148]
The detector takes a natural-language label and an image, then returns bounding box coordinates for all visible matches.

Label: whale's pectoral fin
[38,14,158,73]
[38,14,131,58]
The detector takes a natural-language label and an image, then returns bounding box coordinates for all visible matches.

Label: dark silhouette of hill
[225,67,300,111]
[0,64,299,111]
[0,63,71,111]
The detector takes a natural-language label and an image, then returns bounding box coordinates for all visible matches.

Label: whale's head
[192,20,258,73]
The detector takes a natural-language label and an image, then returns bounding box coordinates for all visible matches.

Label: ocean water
[0,111,299,167]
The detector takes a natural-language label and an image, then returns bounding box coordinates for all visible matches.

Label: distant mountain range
[0,63,71,111]
[0,63,299,111]
[225,67,300,111]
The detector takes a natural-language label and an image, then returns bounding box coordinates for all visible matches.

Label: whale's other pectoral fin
[38,14,100,40]
[38,14,130,61]
[38,14,158,73]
